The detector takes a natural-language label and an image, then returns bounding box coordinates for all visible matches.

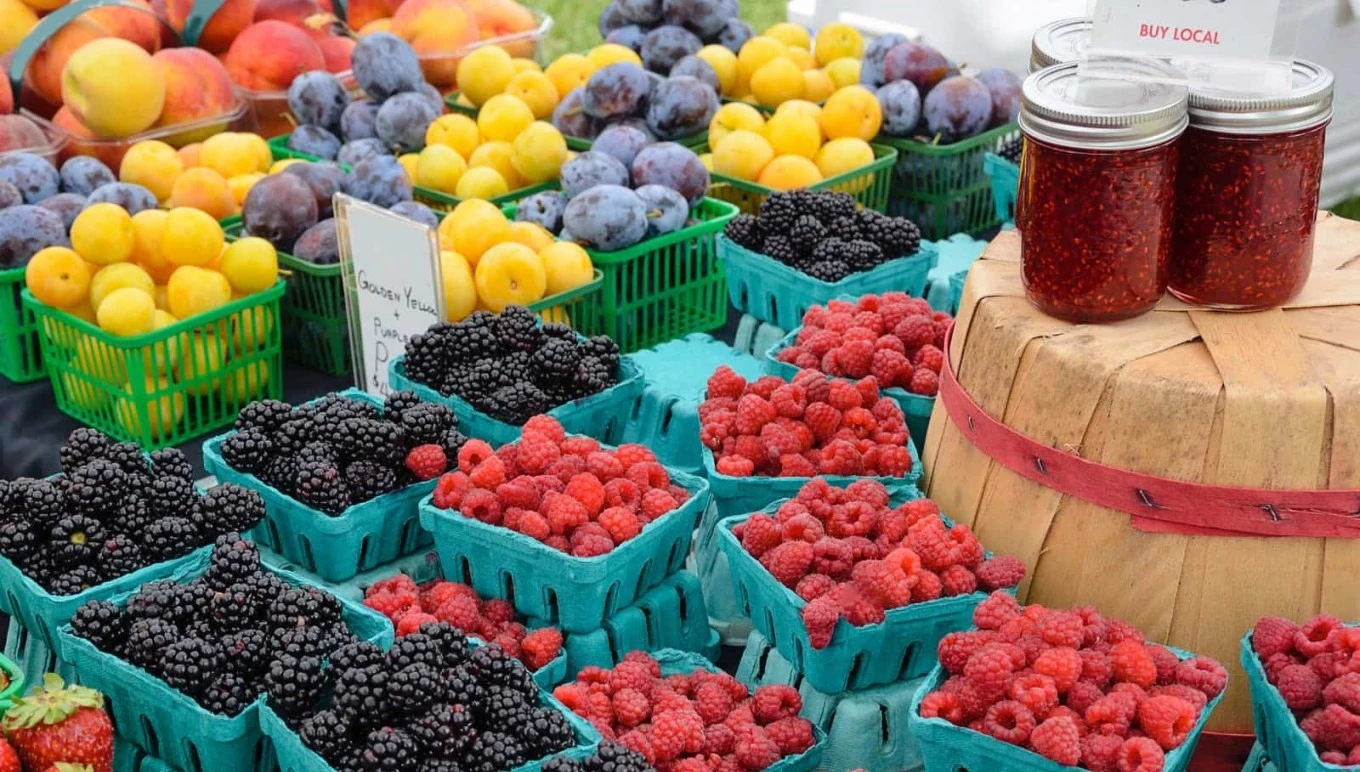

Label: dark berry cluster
[401,306,622,426]
[69,534,362,718]
[541,742,654,772]
[0,428,264,596]
[998,135,1023,164]
[275,623,577,772]
[220,393,467,516]
[723,190,922,283]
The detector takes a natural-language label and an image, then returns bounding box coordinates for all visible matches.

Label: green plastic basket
[878,123,1019,239]
[507,197,738,353]
[0,265,44,383]
[4,619,77,697]
[705,143,897,215]
[24,282,284,449]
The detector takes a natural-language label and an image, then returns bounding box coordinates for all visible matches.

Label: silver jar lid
[1188,59,1334,135]
[1030,17,1092,73]
[1020,61,1189,151]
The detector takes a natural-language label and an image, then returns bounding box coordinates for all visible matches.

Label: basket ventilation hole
[634,559,654,601]
[676,588,688,623]
[261,513,282,548]
[879,703,892,745]
[767,295,779,322]
[187,739,203,772]
[139,714,159,755]
[848,652,866,686]
[456,556,473,585]
[355,534,372,572]
[659,397,679,434]
[544,585,558,622]
[898,642,919,681]
[754,645,773,681]
[298,534,315,571]
[501,571,516,605]
[638,604,656,643]
[603,581,621,618]
[398,518,417,552]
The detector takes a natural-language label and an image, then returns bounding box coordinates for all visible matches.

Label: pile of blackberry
[70,533,363,718]
[998,135,1023,164]
[401,306,622,426]
[723,190,923,283]
[219,391,467,515]
[0,428,264,596]
[274,624,577,772]
[542,742,654,772]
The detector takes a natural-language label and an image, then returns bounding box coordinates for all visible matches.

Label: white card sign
[1089,0,1281,62]
[335,194,444,397]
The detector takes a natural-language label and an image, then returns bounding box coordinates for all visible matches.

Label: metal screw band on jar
[1186,59,1334,135]
[1019,61,1189,152]
[1029,17,1092,73]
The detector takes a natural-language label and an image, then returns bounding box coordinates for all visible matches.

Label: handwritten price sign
[1090,0,1280,62]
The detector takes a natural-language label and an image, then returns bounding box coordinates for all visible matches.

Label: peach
[20,0,67,12]
[62,38,166,138]
[0,0,38,58]
[318,35,354,73]
[345,0,388,32]
[178,142,201,167]
[0,114,47,152]
[391,0,479,86]
[25,16,107,107]
[463,0,536,46]
[166,0,256,54]
[358,18,391,36]
[149,0,179,49]
[169,167,237,220]
[0,78,11,115]
[85,0,161,53]
[152,47,238,144]
[53,107,126,170]
[224,20,325,91]
[253,0,320,26]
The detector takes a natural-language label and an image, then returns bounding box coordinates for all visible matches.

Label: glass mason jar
[1018,63,1189,323]
[1030,17,1092,73]
[1167,60,1334,310]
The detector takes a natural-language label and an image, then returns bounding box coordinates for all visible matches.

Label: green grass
[531,0,788,60]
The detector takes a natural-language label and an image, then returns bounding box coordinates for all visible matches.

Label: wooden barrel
[922,212,1360,732]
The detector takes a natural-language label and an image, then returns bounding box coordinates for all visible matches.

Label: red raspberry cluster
[773,294,951,397]
[732,478,1025,650]
[1252,614,1360,764]
[553,651,817,771]
[700,366,914,478]
[920,592,1227,771]
[429,415,689,556]
[362,574,564,671]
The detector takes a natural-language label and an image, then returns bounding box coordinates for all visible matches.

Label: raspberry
[1252,616,1300,659]
[853,376,880,406]
[639,488,678,520]
[733,394,776,436]
[1009,673,1060,718]
[1031,715,1081,764]
[802,402,842,443]
[716,455,755,476]
[818,440,862,475]
[365,589,419,620]
[1148,645,1180,686]
[868,349,908,389]
[469,455,507,489]
[763,540,815,587]
[908,368,940,397]
[801,595,840,649]
[974,592,1022,630]
[824,381,860,413]
[893,316,935,349]
[617,729,655,764]
[829,583,884,626]
[779,453,818,477]
[765,717,815,755]
[572,533,614,557]
[563,473,606,517]
[919,690,966,724]
[811,538,855,580]
[611,688,651,728]
[1324,672,1360,713]
[781,513,825,543]
[627,462,671,491]
[561,436,601,458]
[1080,649,1114,688]
[1303,704,1360,752]
[1175,656,1228,699]
[827,500,877,538]
[1312,652,1346,682]
[606,661,657,695]
[677,681,727,727]
[456,439,495,473]
[1149,684,1207,715]
[704,723,736,755]
[515,626,560,670]
[432,471,472,509]
[493,477,538,511]
[1086,692,1138,738]
[939,565,977,597]
[460,488,502,524]
[1038,610,1085,649]
[1111,682,1149,705]
[1067,681,1106,716]
[1034,647,1083,693]
[1105,619,1143,645]
[965,643,1020,701]
[913,344,944,373]
[982,700,1036,745]
[751,684,800,724]
[542,491,588,535]
[768,383,807,419]
[837,340,874,379]
[938,631,998,675]
[789,574,833,602]
[592,507,638,544]
[547,455,588,484]
[1117,736,1165,772]
[1297,615,1345,658]
[733,725,782,771]
[1110,641,1158,689]
[761,423,802,458]
[1136,696,1195,751]
[851,559,913,609]
[433,594,480,632]
[494,444,521,477]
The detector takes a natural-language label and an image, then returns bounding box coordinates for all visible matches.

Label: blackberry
[71,599,128,653]
[410,702,475,759]
[760,234,800,266]
[456,358,502,404]
[439,430,470,463]
[480,683,533,728]
[345,461,399,503]
[842,239,885,272]
[295,462,351,515]
[149,447,195,481]
[0,520,38,563]
[573,357,615,399]
[220,627,271,677]
[580,335,619,364]
[60,427,112,474]
[300,710,354,760]
[488,382,548,426]
[806,259,851,282]
[465,731,527,772]
[45,565,100,596]
[584,742,653,772]
[439,665,485,708]
[96,534,146,578]
[329,640,382,672]
[143,516,201,559]
[260,456,300,496]
[265,653,325,717]
[467,644,531,692]
[383,390,423,423]
[67,460,126,518]
[542,757,585,772]
[386,633,444,671]
[235,399,295,433]
[419,758,464,772]
[271,624,333,660]
[127,579,181,621]
[811,238,849,268]
[220,429,273,473]
[49,514,104,565]
[240,570,290,607]
[418,621,471,666]
[829,214,861,241]
[162,636,224,697]
[333,666,393,727]
[463,310,496,331]
[403,330,450,387]
[147,475,197,515]
[531,338,581,382]
[199,485,266,535]
[449,322,501,363]
[208,532,260,577]
[790,214,828,246]
[401,402,455,446]
[757,190,811,234]
[269,585,342,630]
[14,479,65,527]
[334,418,406,466]
[541,322,575,342]
[199,672,257,717]
[723,213,762,249]
[388,663,440,716]
[495,305,542,352]
[857,210,921,257]
[104,441,151,477]
[273,418,314,456]
[999,134,1023,163]
[208,583,261,632]
[361,727,420,772]
[519,707,575,757]
[809,190,857,223]
[111,494,155,535]
[126,618,181,675]
[298,441,340,469]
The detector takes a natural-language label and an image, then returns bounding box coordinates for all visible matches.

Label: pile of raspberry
[732,478,1025,650]
[362,574,564,672]
[429,414,690,556]
[1251,614,1360,764]
[772,294,951,397]
[918,592,1228,772]
[552,651,817,771]
[700,366,914,478]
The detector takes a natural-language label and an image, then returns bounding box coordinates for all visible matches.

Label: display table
[922,212,1360,733]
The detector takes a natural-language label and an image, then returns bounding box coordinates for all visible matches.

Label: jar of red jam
[1030,17,1092,73]
[1018,63,1188,323]
[1167,60,1334,310]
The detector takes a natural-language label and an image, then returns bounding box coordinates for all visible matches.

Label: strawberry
[0,738,18,772]
[2,675,112,772]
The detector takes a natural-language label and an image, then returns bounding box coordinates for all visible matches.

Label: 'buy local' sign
[1088,0,1282,62]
